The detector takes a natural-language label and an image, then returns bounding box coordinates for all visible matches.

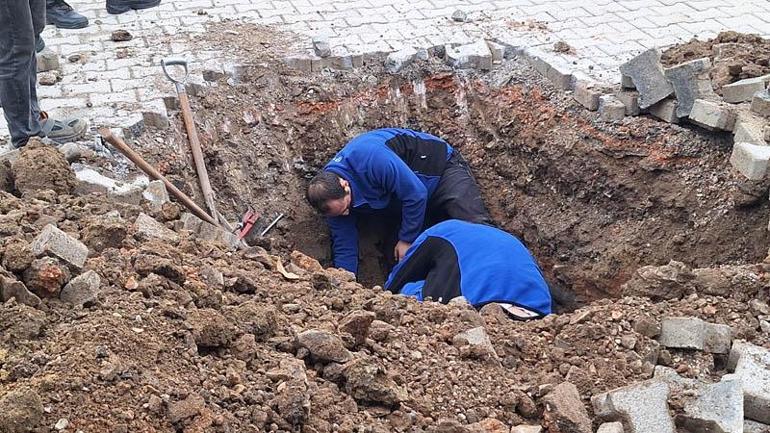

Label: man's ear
[340,178,350,191]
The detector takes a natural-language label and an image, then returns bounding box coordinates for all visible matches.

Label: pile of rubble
[1,138,770,433]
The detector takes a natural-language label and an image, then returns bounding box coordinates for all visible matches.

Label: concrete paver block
[679,376,743,433]
[60,270,101,306]
[723,74,770,103]
[752,90,770,118]
[525,49,572,90]
[616,90,640,116]
[180,213,240,249]
[134,213,179,243]
[619,49,673,109]
[592,380,675,433]
[621,74,635,89]
[744,419,770,433]
[385,47,418,73]
[31,224,88,269]
[657,317,732,354]
[599,95,626,122]
[727,340,770,424]
[573,79,602,111]
[734,112,768,145]
[312,35,331,58]
[648,98,679,124]
[663,57,716,118]
[445,40,492,71]
[596,422,624,433]
[689,99,737,131]
[282,55,313,73]
[730,142,770,180]
[142,180,169,206]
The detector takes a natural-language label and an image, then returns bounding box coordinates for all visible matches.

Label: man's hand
[394,240,412,262]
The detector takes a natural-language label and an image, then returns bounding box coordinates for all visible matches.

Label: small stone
[596,422,623,433]
[0,389,44,433]
[55,418,69,430]
[23,257,71,298]
[312,35,331,58]
[445,40,492,71]
[31,224,88,269]
[36,48,60,72]
[553,41,571,53]
[385,47,418,73]
[542,382,591,433]
[134,213,178,243]
[368,320,394,342]
[619,48,673,109]
[179,213,239,249]
[453,326,498,362]
[511,426,543,433]
[598,95,626,121]
[168,393,205,423]
[342,357,407,406]
[111,29,133,42]
[296,329,353,363]
[60,270,101,306]
[38,71,60,86]
[0,276,41,308]
[620,335,637,350]
[751,89,770,118]
[142,180,169,206]
[339,310,376,346]
[451,9,468,22]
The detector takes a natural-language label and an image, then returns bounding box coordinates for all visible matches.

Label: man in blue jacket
[306,128,492,276]
[385,219,552,319]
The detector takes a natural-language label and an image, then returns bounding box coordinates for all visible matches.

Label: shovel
[161,58,221,225]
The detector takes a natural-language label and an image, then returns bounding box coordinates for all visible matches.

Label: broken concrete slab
[678,376,743,433]
[752,90,770,118]
[734,111,769,145]
[599,95,626,122]
[179,213,240,249]
[385,47,418,73]
[60,270,101,306]
[744,420,770,433]
[596,422,623,433]
[657,317,732,354]
[730,142,770,180]
[619,49,673,109]
[542,382,592,433]
[142,180,169,206]
[525,50,572,90]
[616,90,640,116]
[592,380,675,433]
[648,98,680,124]
[689,99,737,131]
[663,58,716,118]
[134,213,179,243]
[282,54,312,73]
[727,340,770,423]
[573,79,603,111]
[445,40,492,71]
[621,74,635,89]
[31,224,88,269]
[723,74,770,103]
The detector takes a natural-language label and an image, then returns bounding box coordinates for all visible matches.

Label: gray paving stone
[689,99,737,131]
[385,47,418,73]
[744,420,770,433]
[619,49,673,109]
[727,340,770,423]
[734,112,768,145]
[134,213,179,243]
[31,224,89,269]
[36,48,60,73]
[621,73,635,89]
[752,90,770,118]
[573,78,603,111]
[596,422,624,433]
[663,57,716,118]
[592,380,675,433]
[599,95,626,122]
[445,40,492,71]
[648,98,680,124]
[657,317,732,354]
[723,75,770,103]
[616,90,640,116]
[679,376,743,433]
[142,180,169,206]
[60,270,101,306]
[179,213,240,249]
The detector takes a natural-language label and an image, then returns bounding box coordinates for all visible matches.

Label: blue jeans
[0,0,46,148]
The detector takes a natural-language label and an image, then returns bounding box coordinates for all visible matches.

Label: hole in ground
[147,55,770,308]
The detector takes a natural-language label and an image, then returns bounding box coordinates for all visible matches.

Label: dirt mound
[11,139,77,196]
[662,31,770,93]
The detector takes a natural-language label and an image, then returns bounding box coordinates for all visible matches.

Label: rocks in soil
[60,270,101,306]
[80,212,127,252]
[168,392,205,423]
[185,309,239,350]
[339,310,376,346]
[0,388,44,433]
[621,260,694,300]
[11,139,77,195]
[0,274,41,307]
[142,180,169,206]
[111,29,133,42]
[342,357,407,406]
[596,423,623,433]
[23,256,71,298]
[452,326,499,362]
[2,237,32,272]
[30,224,88,269]
[134,213,179,243]
[542,382,592,433]
[312,35,331,58]
[296,329,353,363]
[368,319,394,342]
[512,426,543,433]
[0,160,13,193]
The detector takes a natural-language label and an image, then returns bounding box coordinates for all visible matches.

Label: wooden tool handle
[98,127,218,226]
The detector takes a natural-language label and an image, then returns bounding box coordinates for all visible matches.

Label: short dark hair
[307,171,346,213]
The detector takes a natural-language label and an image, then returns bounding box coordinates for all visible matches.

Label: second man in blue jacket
[306,128,492,276]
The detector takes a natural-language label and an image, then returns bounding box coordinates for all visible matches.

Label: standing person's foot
[46,0,89,29]
[106,0,161,15]
[35,36,45,53]
[39,112,89,144]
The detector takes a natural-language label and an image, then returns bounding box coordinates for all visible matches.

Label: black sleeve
[385,237,462,304]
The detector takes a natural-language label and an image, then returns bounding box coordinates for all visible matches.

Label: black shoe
[35,35,45,53]
[46,0,89,29]
[106,0,161,15]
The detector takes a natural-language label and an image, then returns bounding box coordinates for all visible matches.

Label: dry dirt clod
[168,393,205,423]
[0,389,44,433]
[11,139,77,196]
[23,256,71,298]
[342,357,407,406]
[339,310,376,346]
[111,29,133,42]
[542,382,592,433]
[296,329,353,363]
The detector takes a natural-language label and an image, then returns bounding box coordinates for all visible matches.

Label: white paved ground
[1,0,770,143]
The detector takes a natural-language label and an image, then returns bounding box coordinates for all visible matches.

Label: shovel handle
[161,58,188,84]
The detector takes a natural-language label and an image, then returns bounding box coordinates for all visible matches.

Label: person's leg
[0,0,41,148]
[430,151,494,226]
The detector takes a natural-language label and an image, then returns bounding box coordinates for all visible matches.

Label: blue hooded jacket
[324,128,452,274]
[385,220,552,316]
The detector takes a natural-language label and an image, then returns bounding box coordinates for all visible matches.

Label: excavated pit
[133,44,770,307]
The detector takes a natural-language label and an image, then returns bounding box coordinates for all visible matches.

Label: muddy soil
[662,31,770,93]
[130,24,770,303]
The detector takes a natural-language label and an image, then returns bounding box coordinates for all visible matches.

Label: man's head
[306,171,352,217]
